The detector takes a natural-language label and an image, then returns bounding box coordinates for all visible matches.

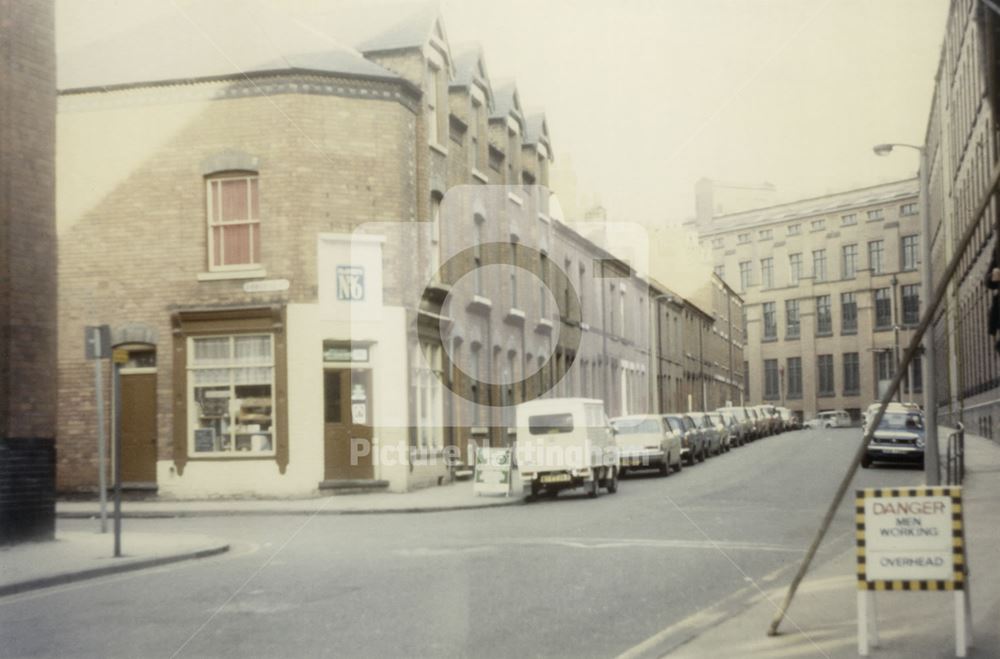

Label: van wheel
[529,481,541,500]
[587,477,600,498]
[606,468,618,493]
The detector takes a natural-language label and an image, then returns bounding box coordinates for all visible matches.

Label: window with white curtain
[189,334,274,454]
[206,174,260,270]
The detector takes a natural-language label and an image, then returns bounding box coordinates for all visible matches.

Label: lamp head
[873,144,895,157]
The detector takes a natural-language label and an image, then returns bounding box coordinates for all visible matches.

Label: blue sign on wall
[336,266,365,301]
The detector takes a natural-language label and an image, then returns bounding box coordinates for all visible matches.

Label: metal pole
[112,359,122,558]
[768,160,1000,637]
[94,360,108,533]
[892,275,901,403]
[919,148,940,484]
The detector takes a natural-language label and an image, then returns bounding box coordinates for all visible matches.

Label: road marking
[390,537,802,559]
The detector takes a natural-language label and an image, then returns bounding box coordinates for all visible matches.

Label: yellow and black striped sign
[856,486,966,591]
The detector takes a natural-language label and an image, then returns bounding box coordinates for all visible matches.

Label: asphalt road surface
[0,428,924,658]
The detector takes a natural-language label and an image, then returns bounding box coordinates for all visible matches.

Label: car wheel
[659,456,670,476]
[698,447,706,463]
[606,467,618,493]
[675,455,683,472]
[861,455,872,469]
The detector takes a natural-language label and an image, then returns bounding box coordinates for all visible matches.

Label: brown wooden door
[120,372,158,483]
[324,369,374,480]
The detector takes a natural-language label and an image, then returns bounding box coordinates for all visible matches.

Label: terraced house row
[56,1,743,498]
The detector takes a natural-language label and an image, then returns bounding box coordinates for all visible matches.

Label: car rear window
[665,416,685,433]
[611,418,661,434]
[528,413,574,435]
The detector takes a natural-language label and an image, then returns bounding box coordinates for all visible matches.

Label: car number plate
[881,447,905,454]
[626,457,644,466]
[540,473,571,484]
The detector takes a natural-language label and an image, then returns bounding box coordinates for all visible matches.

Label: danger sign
[856,487,965,590]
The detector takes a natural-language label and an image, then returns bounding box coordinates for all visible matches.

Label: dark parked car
[694,413,724,456]
[716,407,751,446]
[861,410,926,468]
[665,413,706,465]
[706,412,733,452]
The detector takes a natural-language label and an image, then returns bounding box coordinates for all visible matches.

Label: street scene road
[1,428,923,658]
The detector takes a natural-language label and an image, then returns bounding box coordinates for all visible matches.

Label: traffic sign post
[84,326,111,533]
[855,487,972,656]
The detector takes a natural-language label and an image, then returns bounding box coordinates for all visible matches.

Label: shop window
[189,334,274,454]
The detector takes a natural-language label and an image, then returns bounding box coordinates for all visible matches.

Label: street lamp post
[873,143,939,485]
[891,274,901,403]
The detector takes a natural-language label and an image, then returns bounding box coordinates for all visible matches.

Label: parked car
[863,402,921,432]
[707,412,734,451]
[763,404,783,434]
[752,405,776,436]
[776,407,798,431]
[516,398,619,499]
[861,409,926,469]
[666,413,706,465]
[716,407,750,446]
[610,414,683,476]
[809,409,852,428]
[715,407,749,448]
[694,413,724,456]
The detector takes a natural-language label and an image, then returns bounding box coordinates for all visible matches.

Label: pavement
[57,478,524,518]
[4,479,521,597]
[0,531,229,597]
[664,427,1000,659]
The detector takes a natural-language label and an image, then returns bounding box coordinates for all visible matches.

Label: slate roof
[490,80,523,121]
[59,0,404,92]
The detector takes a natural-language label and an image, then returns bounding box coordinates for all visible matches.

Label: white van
[516,398,619,499]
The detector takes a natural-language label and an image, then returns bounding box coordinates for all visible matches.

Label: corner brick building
[56,1,741,497]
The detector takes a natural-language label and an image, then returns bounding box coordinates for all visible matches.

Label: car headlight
[916,437,926,448]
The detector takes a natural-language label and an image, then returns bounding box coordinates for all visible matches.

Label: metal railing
[945,422,965,485]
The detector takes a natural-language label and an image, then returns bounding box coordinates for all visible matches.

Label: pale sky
[58,0,950,225]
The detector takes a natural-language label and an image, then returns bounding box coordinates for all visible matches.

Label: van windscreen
[529,413,574,435]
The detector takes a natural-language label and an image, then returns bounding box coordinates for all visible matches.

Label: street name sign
[855,486,971,656]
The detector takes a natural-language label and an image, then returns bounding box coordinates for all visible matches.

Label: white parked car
[806,410,852,428]
[610,414,683,476]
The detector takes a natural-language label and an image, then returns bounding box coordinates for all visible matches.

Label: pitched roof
[59,0,402,92]
[524,113,549,146]
[450,43,492,103]
[306,1,444,54]
[490,80,523,123]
